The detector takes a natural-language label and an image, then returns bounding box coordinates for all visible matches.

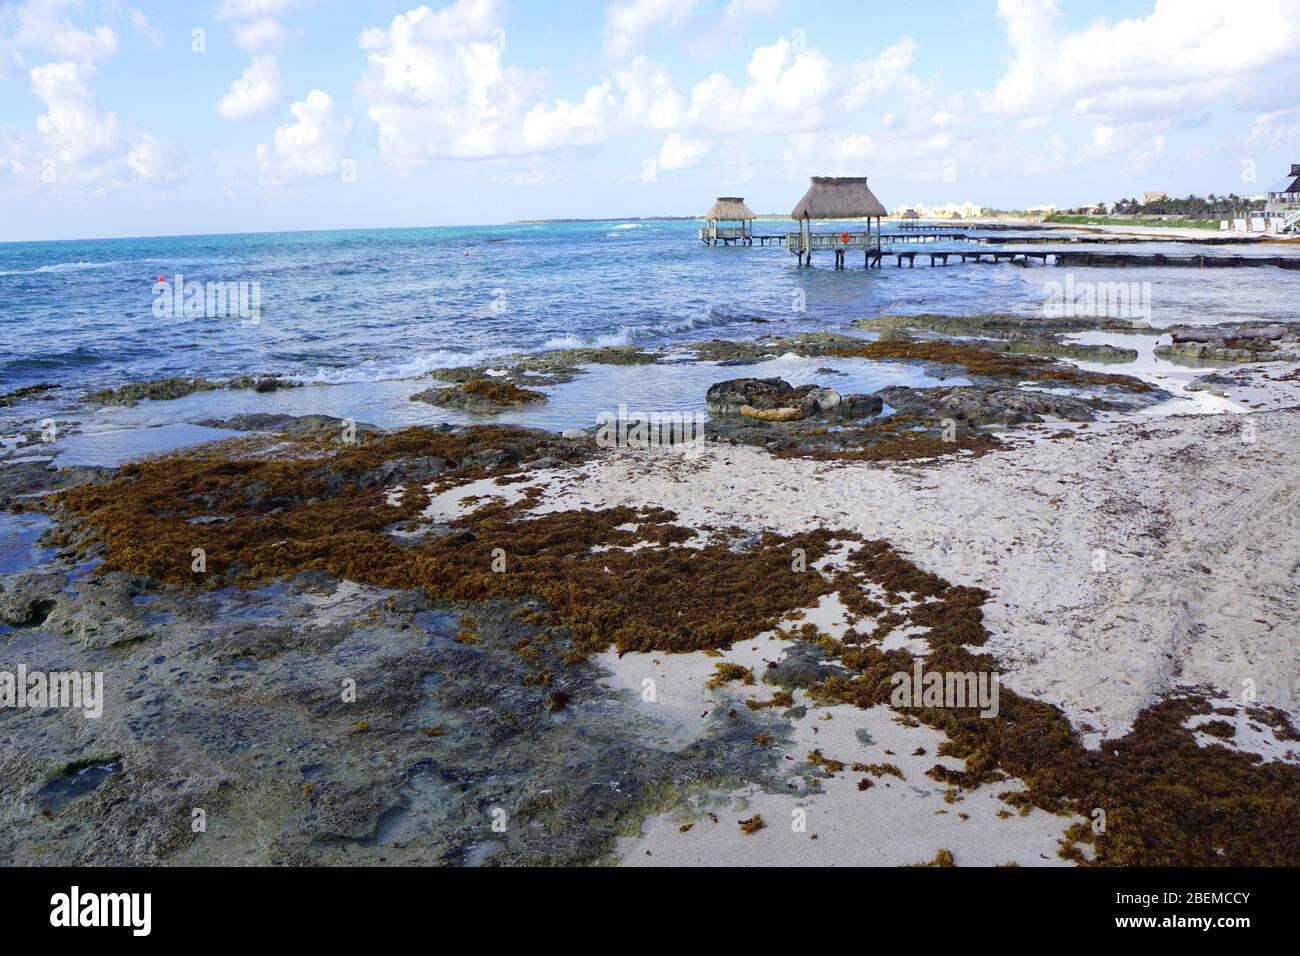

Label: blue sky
[2,0,1299,241]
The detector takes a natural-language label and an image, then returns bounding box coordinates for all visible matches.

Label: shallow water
[52,423,244,468]
[4,220,1298,463]
[63,350,967,441]
[0,511,54,574]
[4,221,1297,399]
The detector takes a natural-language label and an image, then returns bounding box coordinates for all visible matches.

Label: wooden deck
[695,223,1297,269]
[786,231,889,268]
[786,247,1300,269]
[881,250,1300,269]
[888,231,1268,246]
[1053,251,1300,269]
[698,226,786,246]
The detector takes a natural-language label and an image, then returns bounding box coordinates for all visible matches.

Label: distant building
[1025,203,1058,215]
[890,201,985,219]
[1265,165,1300,213]
[1259,164,1300,233]
[1143,191,1167,204]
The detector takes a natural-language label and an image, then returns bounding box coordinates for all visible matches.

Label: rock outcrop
[706,377,878,423]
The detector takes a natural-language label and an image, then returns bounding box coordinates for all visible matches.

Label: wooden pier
[698,180,1289,271]
[698,228,786,246]
[886,231,1267,246]
[795,247,1300,270]
[1053,251,1300,269]
[884,250,1300,269]
[887,250,1054,267]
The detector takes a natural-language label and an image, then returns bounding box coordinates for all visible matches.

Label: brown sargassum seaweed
[459,378,546,406]
[51,426,1299,865]
[825,340,1152,392]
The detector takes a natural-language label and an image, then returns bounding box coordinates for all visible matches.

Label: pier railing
[785,231,887,254]
[698,225,751,240]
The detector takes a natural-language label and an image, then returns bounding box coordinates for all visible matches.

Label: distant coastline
[510,214,798,224]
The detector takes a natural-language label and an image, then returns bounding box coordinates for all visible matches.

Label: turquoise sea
[3,219,1298,461]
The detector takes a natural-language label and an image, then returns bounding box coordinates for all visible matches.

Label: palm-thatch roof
[790,177,887,219]
[902,209,920,219]
[703,197,756,221]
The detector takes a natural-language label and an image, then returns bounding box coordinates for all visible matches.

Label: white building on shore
[1265,163,1300,222]
[890,200,985,220]
[1230,164,1300,234]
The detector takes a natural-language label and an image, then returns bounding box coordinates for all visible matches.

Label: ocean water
[3,219,1298,457]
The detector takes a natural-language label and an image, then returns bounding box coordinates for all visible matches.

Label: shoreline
[2,316,1298,866]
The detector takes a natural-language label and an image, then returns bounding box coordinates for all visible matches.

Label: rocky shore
[2,321,1298,867]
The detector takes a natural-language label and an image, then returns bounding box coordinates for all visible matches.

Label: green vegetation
[1047,214,1220,230]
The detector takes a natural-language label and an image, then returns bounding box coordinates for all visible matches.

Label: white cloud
[521,84,613,152]
[986,0,1300,124]
[840,39,920,109]
[217,55,284,120]
[782,131,876,175]
[215,0,311,20]
[0,3,175,188]
[128,9,164,48]
[2,0,118,68]
[603,0,695,60]
[126,133,175,178]
[1246,107,1300,153]
[356,3,929,173]
[657,131,709,170]
[359,1,615,164]
[681,37,836,133]
[31,61,124,166]
[614,57,686,130]
[233,17,289,53]
[256,89,351,181]
[724,0,780,19]
[20,60,171,185]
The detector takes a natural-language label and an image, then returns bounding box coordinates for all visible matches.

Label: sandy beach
[4,309,1300,868]
[518,384,1300,864]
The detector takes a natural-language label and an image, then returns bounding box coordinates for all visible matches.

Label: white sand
[368,392,1300,865]
[531,406,1300,745]
[619,699,1076,868]
[507,373,1300,865]
[598,627,1080,867]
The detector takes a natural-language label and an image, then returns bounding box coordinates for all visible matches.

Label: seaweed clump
[824,340,1152,393]
[706,663,755,690]
[806,540,1300,866]
[461,379,546,406]
[412,378,547,411]
[52,426,852,655]
[46,426,1300,865]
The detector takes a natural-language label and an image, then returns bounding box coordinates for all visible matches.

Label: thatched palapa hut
[788,176,888,268]
[700,197,757,245]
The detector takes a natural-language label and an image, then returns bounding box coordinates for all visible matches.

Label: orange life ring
[840,231,851,244]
